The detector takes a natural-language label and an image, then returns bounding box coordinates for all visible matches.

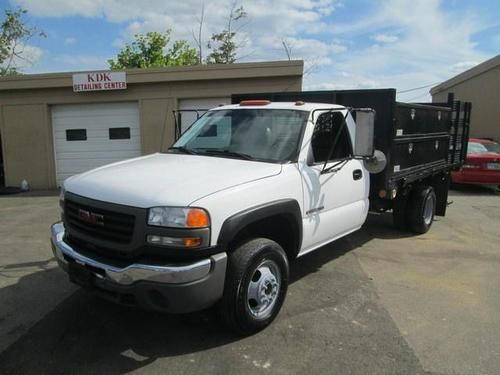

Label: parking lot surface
[0,186,499,374]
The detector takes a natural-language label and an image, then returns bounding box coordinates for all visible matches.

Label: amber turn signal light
[183,237,202,247]
[186,208,210,228]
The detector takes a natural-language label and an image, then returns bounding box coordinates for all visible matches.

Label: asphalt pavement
[0,185,498,374]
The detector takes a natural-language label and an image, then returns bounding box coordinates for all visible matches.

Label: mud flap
[433,173,450,217]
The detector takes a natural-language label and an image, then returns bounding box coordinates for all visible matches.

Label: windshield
[170,109,309,162]
[468,141,500,155]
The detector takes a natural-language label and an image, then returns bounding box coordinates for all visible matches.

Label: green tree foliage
[108,30,198,69]
[206,4,247,64]
[0,8,45,76]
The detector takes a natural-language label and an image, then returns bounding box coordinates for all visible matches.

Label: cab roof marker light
[239,100,272,106]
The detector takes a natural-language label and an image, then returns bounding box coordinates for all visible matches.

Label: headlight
[147,207,210,228]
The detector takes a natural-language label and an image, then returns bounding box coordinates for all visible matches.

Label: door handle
[353,169,362,180]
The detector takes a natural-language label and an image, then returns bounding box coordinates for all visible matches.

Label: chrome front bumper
[51,222,227,313]
[51,222,226,285]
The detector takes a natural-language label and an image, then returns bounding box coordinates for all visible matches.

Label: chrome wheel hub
[423,194,434,225]
[247,260,281,319]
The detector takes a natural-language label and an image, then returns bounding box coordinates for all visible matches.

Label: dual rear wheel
[393,185,436,234]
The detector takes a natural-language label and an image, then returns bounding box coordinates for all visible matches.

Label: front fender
[217,199,302,256]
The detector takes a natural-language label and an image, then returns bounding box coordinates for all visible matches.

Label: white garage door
[52,102,141,186]
[178,97,230,134]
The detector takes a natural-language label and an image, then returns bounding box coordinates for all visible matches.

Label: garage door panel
[54,140,141,149]
[55,150,142,160]
[54,132,141,143]
[57,147,140,160]
[57,173,79,183]
[53,119,139,130]
[52,111,138,119]
[52,102,141,186]
[54,142,141,151]
[54,111,138,118]
[52,103,138,116]
[54,128,141,139]
[57,158,132,172]
[53,117,138,127]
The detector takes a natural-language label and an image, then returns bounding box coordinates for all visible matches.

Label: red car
[451,138,500,187]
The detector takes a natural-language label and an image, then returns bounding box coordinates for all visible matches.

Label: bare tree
[281,39,293,60]
[192,3,205,64]
[0,8,45,75]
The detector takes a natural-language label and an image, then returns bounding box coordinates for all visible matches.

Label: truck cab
[50,100,381,334]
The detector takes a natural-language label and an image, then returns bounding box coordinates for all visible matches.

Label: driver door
[299,111,369,255]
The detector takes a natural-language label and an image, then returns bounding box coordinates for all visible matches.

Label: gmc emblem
[78,209,104,226]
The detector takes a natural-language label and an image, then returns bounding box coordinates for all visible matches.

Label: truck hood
[64,153,282,208]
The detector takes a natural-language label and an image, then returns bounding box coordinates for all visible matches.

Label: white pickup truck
[51,91,470,334]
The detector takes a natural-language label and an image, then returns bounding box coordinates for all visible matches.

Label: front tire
[218,238,289,335]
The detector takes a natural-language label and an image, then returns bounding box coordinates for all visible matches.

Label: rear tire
[218,238,289,335]
[392,193,409,231]
[407,185,436,234]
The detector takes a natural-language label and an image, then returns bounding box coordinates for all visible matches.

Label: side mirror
[353,109,375,158]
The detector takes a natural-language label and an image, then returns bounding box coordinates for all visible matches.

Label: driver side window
[310,111,352,163]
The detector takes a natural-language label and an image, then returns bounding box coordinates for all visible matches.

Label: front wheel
[218,238,289,335]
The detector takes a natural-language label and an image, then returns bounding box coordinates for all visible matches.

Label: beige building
[0,61,303,189]
[431,55,500,141]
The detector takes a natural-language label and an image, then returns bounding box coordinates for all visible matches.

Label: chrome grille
[65,199,135,243]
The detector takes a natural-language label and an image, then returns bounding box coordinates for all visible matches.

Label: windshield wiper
[197,149,255,160]
[167,146,199,155]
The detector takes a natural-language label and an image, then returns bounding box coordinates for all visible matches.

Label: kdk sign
[72,71,127,92]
